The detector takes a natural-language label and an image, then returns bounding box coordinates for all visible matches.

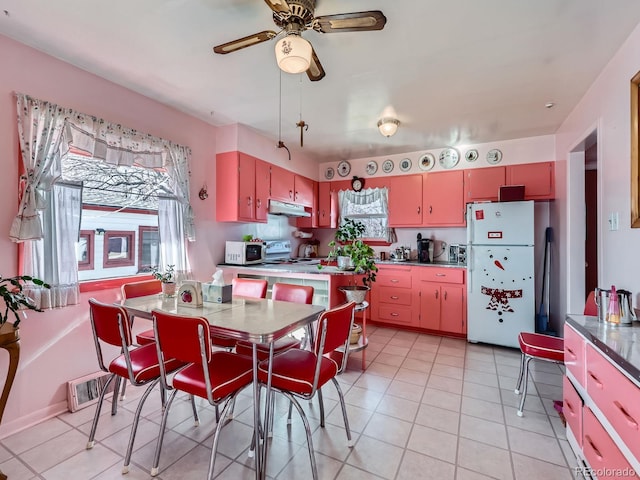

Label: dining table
[120,293,325,480]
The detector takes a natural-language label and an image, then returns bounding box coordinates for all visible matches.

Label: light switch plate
[609,212,619,231]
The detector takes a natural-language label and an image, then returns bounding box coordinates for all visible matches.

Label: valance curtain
[11,93,195,308]
[338,187,396,243]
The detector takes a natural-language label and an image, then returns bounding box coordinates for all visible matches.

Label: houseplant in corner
[151,265,176,297]
[327,218,378,304]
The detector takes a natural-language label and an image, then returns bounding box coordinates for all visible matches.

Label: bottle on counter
[607,285,621,324]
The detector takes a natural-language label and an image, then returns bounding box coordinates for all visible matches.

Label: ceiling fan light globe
[275,35,312,74]
[377,118,400,137]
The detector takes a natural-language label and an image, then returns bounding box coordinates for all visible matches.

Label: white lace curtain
[338,187,396,243]
[11,93,194,308]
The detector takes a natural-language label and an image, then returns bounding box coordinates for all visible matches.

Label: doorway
[585,139,598,298]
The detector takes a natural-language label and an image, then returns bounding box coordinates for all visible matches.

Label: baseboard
[0,400,69,439]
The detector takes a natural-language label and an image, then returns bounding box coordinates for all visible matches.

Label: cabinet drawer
[420,267,464,284]
[377,286,412,306]
[377,273,412,289]
[583,407,635,479]
[586,344,640,461]
[378,304,414,326]
[563,375,583,448]
[564,324,586,388]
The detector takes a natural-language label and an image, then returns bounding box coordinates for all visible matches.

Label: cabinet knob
[390,295,399,300]
[429,206,433,214]
[436,273,446,277]
[390,312,399,317]
[248,196,252,206]
[289,190,293,199]
[435,290,439,299]
[390,279,399,283]
[417,206,421,214]
[256,199,261,208]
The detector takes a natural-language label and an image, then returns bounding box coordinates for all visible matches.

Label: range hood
[268,199,311,218]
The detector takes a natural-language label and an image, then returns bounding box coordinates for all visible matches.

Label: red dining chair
[584,290,598,316]
[86,298,192,474]
[235,282,314,359]
[257,301,356,480]
[514,332,564,417]
[149,309,254,478]
[209,278,269,351]
[121,279,162,346]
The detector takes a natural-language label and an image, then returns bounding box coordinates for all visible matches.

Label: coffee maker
[417,233,432,263]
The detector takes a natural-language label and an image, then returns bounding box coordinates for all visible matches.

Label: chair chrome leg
[207,394,238,480]
[111,376,120,416]
[317,387,325,428]
[283,392,318,480]
[287,400,293,425]
[189,395,199,426]
[150,389,179,477]
[87,374,116,449]
[514,352,526,394]
[331,377,353,447]
[517,355,532,417]
[122,379,159,473]
[119,377,127,401]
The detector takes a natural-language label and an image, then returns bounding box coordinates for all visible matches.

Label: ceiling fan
[213,0,387,81]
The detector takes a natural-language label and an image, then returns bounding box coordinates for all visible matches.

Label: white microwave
[225,241,265,265]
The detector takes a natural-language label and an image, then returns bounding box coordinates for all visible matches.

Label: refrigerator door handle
[467,247,473,292]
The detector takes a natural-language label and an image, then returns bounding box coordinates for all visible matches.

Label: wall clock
[337,160,351,177]
[486,149,503,165]
[366,160,378,175]
[351,176,364,192]
[382,159,394,173]
[439,148,460,169]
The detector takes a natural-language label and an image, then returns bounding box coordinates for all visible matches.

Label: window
[338,188,395,243]
[138,226,159,273]
[77,230,95,270]
[103,231,135,267]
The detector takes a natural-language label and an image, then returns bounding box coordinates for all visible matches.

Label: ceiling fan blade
[314,11,387,33]
[306,47,325,82]
[213,30,277,54]
[263,0,291,15]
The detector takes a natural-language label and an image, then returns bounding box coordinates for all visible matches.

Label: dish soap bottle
[607,285,620,324]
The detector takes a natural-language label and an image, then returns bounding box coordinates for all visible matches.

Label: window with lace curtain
[338,188,395,243]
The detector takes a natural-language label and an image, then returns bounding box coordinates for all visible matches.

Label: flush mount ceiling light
[377,117,400,137]
[275,33,312,74]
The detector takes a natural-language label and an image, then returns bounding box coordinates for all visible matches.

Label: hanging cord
[295,74,308,147]
[276,70,291,160]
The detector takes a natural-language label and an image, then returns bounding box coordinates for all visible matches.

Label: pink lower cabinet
[583,407,635,479]
[586,344,640,462]
[564,324,586,387]
[563,375,583,448]
[371,265,418,327]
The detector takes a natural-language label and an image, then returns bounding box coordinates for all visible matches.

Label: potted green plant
[327,219,377,303]
[0,275,50,328]
[151,265,176,297]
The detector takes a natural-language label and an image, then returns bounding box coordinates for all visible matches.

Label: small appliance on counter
[448,244,467,265]
[417,233,432,263]
[224,240,266,265]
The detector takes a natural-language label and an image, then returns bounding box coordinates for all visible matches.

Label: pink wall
[552,22,640,323]
[0,33,225,436]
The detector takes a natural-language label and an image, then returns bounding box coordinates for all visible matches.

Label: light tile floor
[0,326,581,479]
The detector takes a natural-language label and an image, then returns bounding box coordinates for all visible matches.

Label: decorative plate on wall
[438,148,460,169]
[486,148,503,165]
[399,158,412,172]
[337,160,351,177]
[419,153,435,171]
[382,159,394,173]
[324,167,335,180]
[465,149,479,162]
[366,160,378,175]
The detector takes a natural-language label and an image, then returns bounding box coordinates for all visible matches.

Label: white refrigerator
[466,201,535,348]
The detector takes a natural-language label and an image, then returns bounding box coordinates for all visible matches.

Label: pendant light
[377,117,400,137]
[275,33,312,74]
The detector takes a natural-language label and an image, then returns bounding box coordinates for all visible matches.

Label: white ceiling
[3,0,640,162]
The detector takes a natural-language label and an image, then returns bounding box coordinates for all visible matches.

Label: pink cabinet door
[507,162,554,199]
[583,407,635,479]
[439,284,465,334]
[563,375,583,448]
[586,344,640,461]
[270,165,295,202]
[318,182,331,227]
[238,153,257,221]
[254,159,270,222]
[294,175,314,207]
[465,166,506,202]
[419,283,441,330]
[388,175,423,226]
[564,324,586,388]
[422,170,465,226]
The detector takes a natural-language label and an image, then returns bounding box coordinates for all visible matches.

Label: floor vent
[67,371,115,413]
